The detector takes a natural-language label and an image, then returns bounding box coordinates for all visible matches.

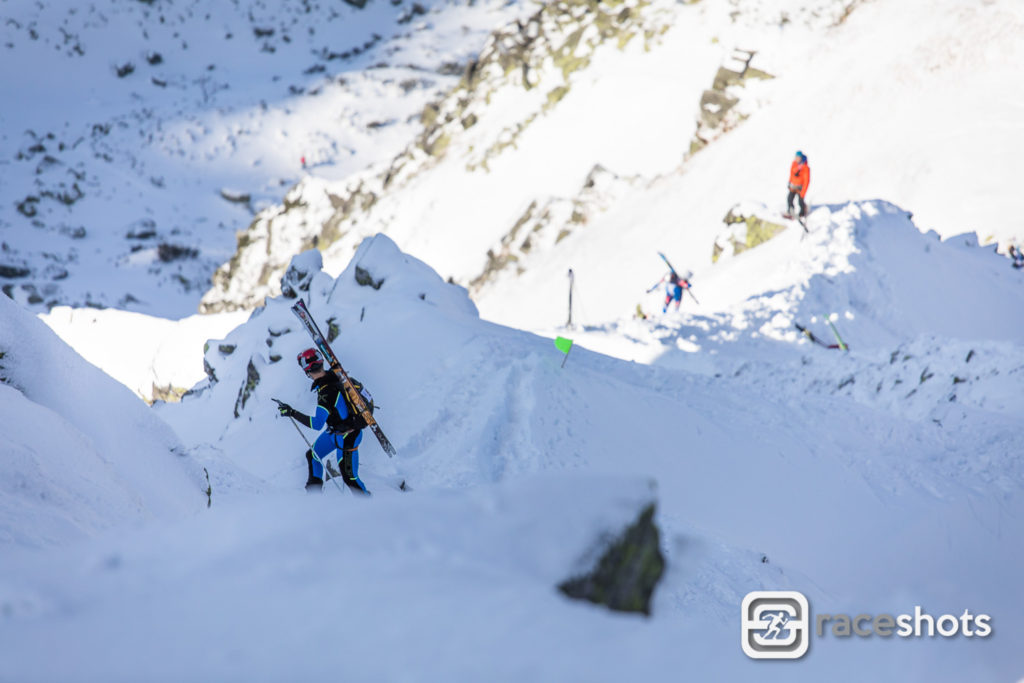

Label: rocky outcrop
[558,502,666,616]
[712,203,789,263]
[199,0,674,313]
[470,165,639,292]
[689,49,773,156]
[232,358,261,419]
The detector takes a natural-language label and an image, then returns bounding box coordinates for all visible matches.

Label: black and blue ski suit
[290,373,369,495]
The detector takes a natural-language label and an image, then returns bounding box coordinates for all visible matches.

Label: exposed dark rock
[0,265,31,279]
[354,265,385,289]
[16,196,39,218]
[281,259,319,298]
[220,188,252,205]
[558,503,665,616]
[233,359,260,418]
[157,243,199,262]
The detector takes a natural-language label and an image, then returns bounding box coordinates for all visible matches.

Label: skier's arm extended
[275,393,336,430]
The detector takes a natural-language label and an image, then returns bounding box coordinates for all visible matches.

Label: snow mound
[694,200,1024,348]
[0,476,671,682]
[162,234,480,486]
[0,297,204,549]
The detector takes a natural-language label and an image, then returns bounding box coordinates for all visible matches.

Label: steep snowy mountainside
[0,0,533,316]
[0,295,204,549]
[197,0,699,312]
[203,0,1024,320]
[17,233,1019,681]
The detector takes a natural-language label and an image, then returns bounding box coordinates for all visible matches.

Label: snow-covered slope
[0,0,533,316]
[485,199,1024,341]
[1,0,1023,679]
[201,0,1024,318]
[0,296,204,549]
[2,234,1017,679]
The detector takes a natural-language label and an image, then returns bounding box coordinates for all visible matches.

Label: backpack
[342,376,375,419]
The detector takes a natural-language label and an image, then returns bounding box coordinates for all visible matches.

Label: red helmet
[296,348,323,374]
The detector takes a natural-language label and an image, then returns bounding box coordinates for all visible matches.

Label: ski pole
[275,402,346,495]
[686,288,700,305]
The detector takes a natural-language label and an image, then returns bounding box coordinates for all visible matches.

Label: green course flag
[555,336,573,368]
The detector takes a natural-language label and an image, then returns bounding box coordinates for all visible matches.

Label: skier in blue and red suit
[661,270,692,313]
[275,348,370,495]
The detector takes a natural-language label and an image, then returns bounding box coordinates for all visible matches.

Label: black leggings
[305,430,369,495]
[787,191,807,217]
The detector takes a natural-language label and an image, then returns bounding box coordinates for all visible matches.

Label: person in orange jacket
[786,150,810,219]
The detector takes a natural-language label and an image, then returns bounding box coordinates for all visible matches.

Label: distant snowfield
[469,0,1024,330]
[2,0,1022,318]
[0,0,536,315]
[40,306,249,400]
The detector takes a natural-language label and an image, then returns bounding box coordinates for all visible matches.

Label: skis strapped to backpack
[657,251,699,304]
[291,299,397,457]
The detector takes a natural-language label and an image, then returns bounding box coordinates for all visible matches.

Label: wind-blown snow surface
[2,234,1021,681]
[0,296,204,549]
[0,0,533,316]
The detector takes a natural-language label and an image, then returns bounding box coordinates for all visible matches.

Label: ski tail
[823,315,849,351]
[291,300,398,457]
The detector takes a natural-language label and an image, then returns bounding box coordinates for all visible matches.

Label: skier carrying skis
[275,348,371,495]
[658,270,692,313]
[786,150,811,220]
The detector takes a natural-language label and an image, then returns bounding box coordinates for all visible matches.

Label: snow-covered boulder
[165,234,479,485]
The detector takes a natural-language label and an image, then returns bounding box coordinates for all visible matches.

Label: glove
[275,401,297,419]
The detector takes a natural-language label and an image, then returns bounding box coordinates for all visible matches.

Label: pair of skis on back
[290,299,398,457]
[648,251,700,304]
